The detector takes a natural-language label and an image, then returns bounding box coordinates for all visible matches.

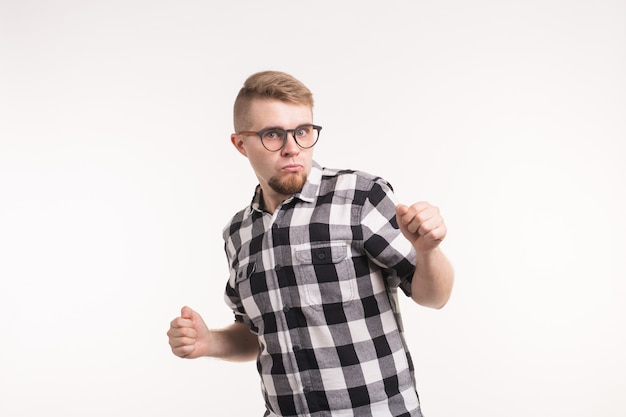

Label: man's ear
[231,133,248,157]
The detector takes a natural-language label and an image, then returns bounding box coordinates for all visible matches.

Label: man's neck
[260,188,293,214]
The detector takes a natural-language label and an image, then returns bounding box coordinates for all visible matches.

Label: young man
[167,71,454,416]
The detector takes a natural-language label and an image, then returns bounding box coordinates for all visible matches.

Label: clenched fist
[396,202,447,254]
[167,306,211,359]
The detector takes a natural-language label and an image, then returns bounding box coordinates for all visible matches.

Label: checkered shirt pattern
[223,161,423,417]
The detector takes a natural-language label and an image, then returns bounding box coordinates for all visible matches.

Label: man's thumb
[395,203,408,216]
[181,306,194,319]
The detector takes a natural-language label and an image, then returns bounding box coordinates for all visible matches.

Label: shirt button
[283,305,290,313]
[317,252,326,260]
[303,386,311,394]
[274,264,282,271]
[293,345,300,351]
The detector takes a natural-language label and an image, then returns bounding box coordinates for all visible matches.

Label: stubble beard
[268,172,307,196]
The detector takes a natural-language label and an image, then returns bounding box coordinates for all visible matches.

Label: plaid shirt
[223,161,423,417]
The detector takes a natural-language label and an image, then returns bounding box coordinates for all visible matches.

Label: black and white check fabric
[223,161,423,417]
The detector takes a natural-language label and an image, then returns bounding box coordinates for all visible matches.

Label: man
[167,71,454,416]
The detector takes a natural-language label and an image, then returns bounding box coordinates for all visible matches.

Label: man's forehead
[246,99,313,125]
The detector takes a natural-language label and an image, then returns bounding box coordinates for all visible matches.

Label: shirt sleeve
[360,178,416,296]
[222,221,255,329]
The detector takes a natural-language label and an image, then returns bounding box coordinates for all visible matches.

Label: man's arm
[396,202,455,309]
[167,306,259,361]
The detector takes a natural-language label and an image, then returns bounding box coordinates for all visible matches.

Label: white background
[1,1,625,416]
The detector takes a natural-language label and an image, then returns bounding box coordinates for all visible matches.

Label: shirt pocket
[234,261,265,332]
[294,242,356,308]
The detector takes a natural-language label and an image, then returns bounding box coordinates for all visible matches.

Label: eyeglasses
[236,124,322,152]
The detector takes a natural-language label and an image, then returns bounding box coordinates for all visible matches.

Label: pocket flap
[235,261,256,283]
[295,243,347,264]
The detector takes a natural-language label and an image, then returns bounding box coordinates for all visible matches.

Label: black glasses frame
[237,124,322,152]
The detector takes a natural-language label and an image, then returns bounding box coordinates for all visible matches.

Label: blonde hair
[233,71,314,131]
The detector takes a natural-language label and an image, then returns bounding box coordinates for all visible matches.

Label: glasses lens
[261,128,287,151]
[293,124,319,148]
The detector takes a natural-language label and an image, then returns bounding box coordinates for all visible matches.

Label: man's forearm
[410,248,454,309]
[208,322,259,362]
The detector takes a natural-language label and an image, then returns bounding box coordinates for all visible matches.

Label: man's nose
[281,131,300,155]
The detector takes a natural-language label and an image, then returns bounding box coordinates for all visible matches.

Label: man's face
[231,99,315,207]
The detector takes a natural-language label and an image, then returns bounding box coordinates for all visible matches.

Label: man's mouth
[282,164,302,173]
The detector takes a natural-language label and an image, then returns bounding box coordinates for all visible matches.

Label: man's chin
[269,173,306,195]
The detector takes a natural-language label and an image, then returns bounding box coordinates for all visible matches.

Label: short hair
[233,71,314,131]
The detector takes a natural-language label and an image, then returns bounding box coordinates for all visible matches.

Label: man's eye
[296,126,313,137]
[263,130,282,140]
